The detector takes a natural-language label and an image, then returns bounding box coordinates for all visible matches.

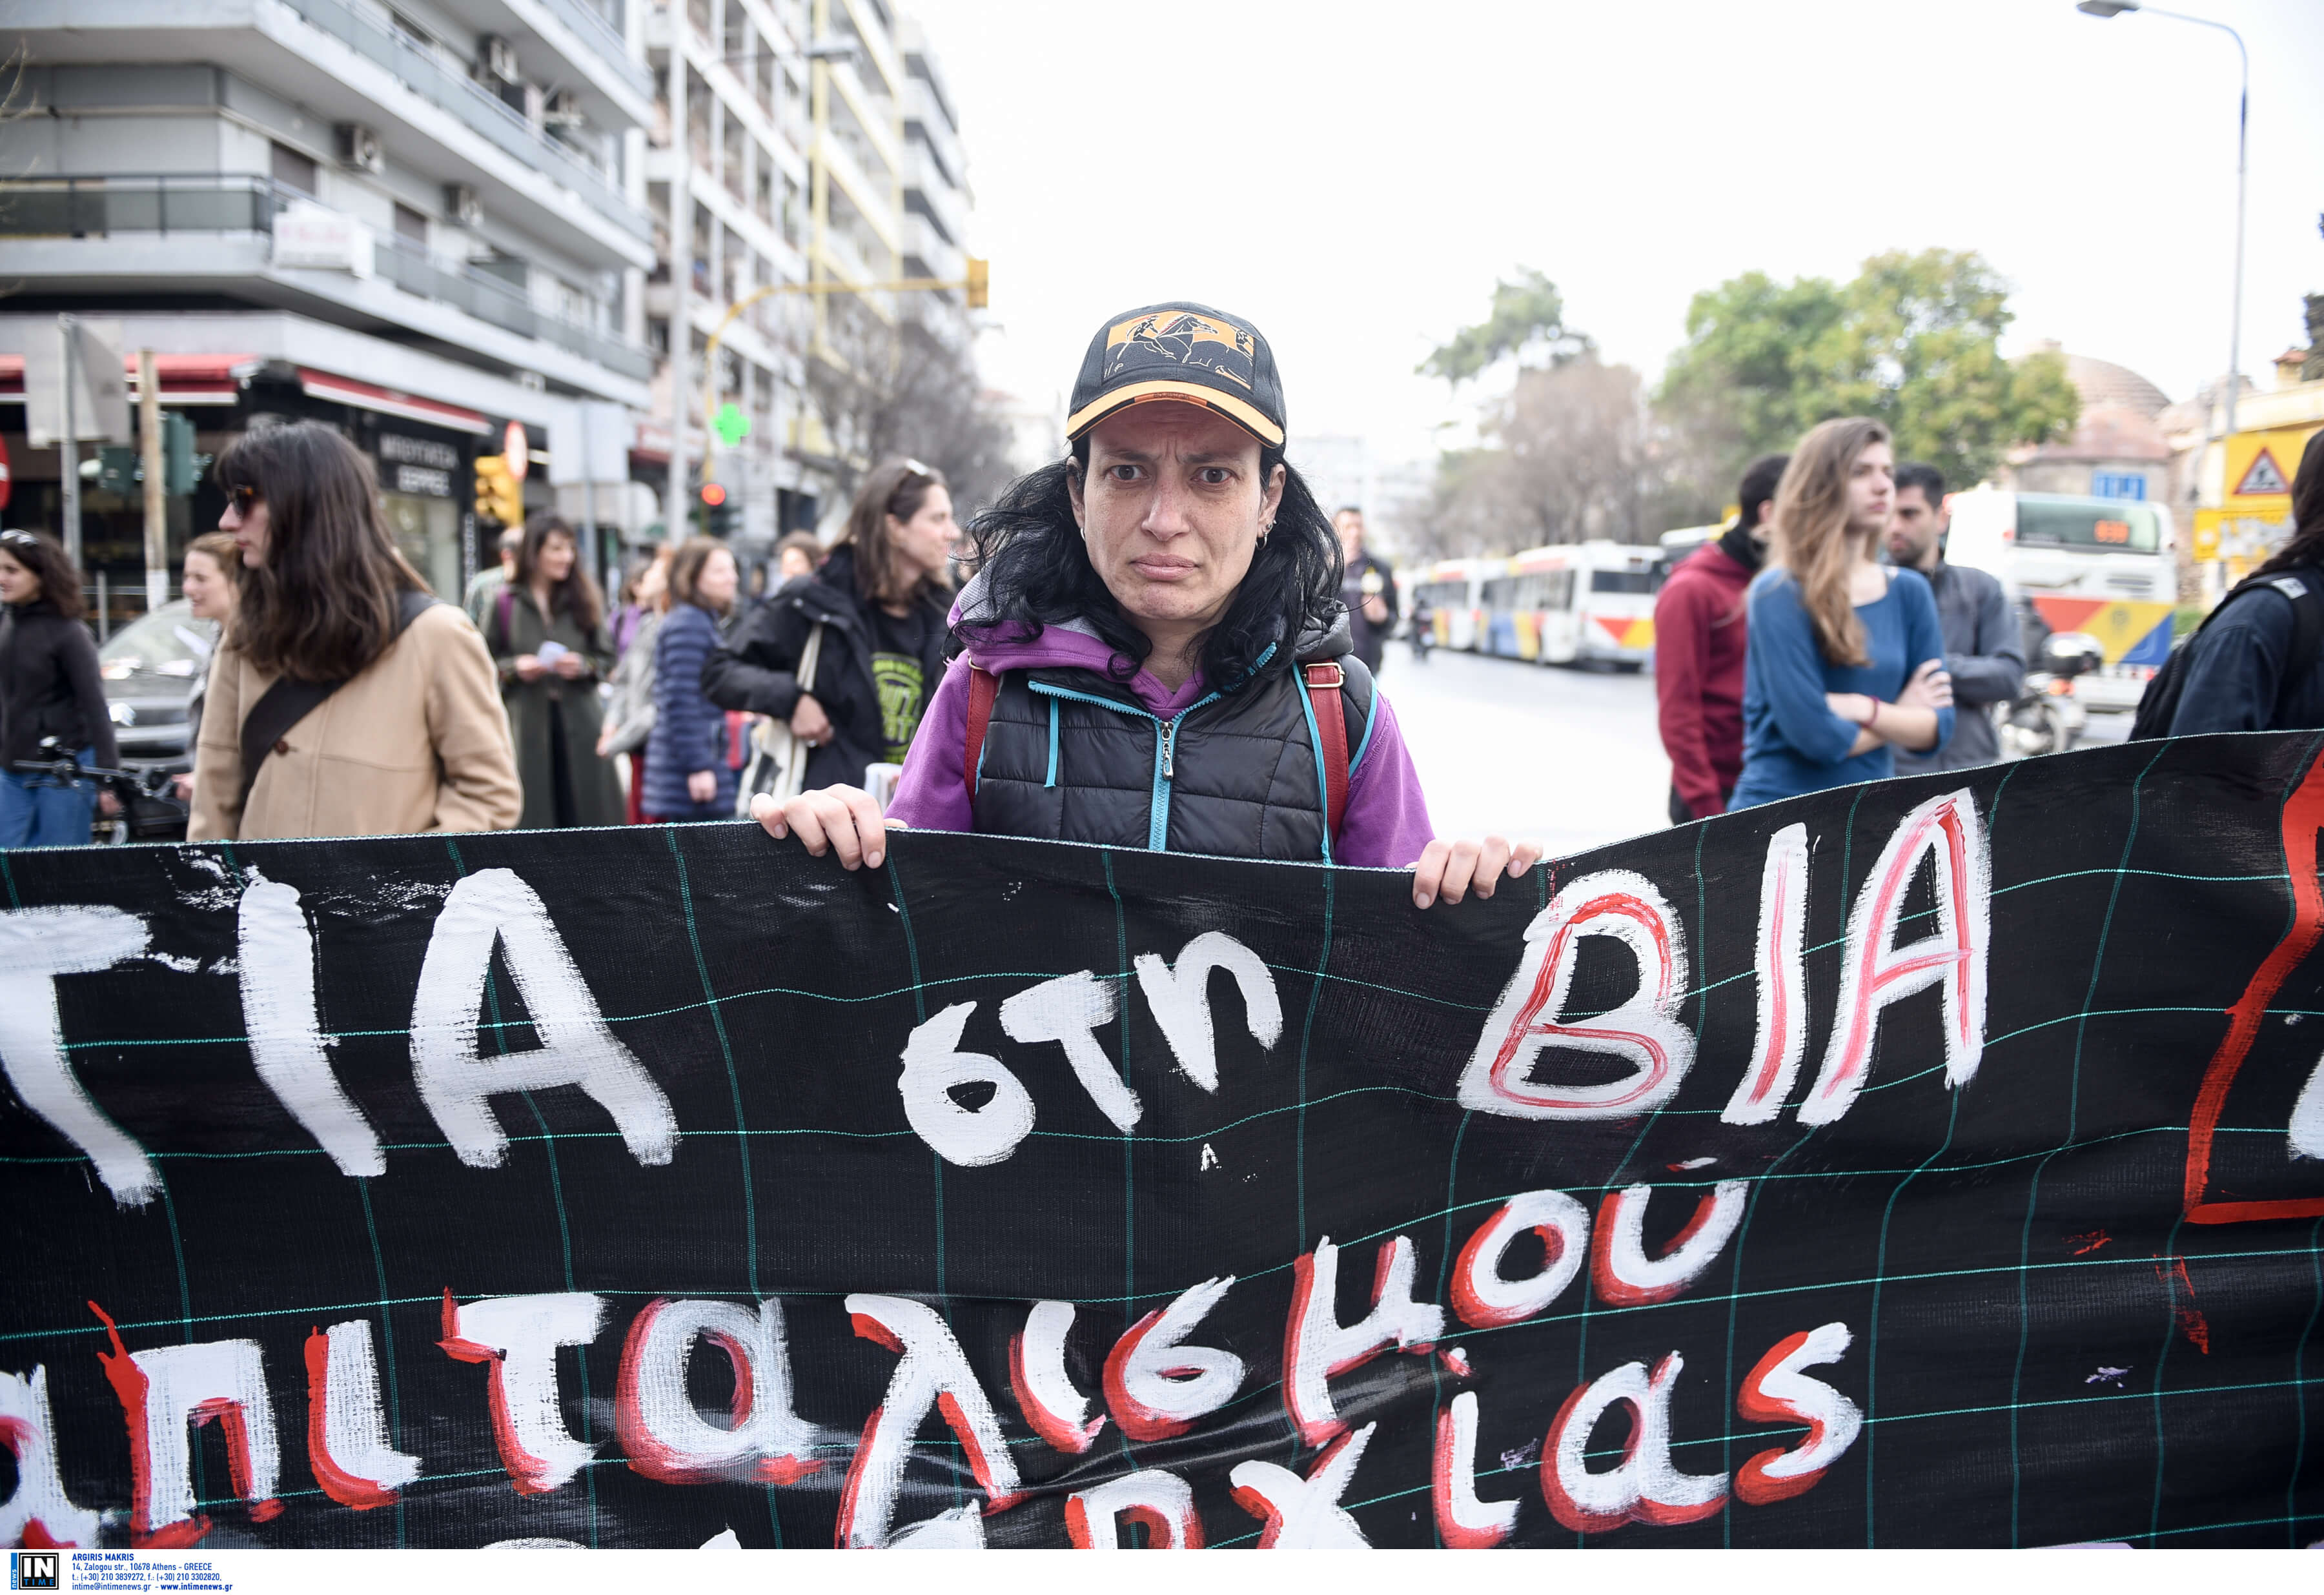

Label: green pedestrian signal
[163,411,200,495]
[713,402,751,448]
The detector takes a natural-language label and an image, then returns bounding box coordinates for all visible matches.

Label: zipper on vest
[1023,678,1220,852]
[1161,719,1176,778]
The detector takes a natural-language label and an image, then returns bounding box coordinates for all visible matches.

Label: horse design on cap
[1103,312,1257,390]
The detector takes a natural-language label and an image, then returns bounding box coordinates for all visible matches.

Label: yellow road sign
[2223,423,2319,511]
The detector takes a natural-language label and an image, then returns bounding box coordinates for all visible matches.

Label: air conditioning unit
[479,34,519,85]
[543,89,584,128]
[447,184,483,227]
[334,123,383,174]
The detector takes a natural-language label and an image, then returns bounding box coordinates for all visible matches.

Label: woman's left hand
[1412,835,1542,909]
[553,651,587,680]
[687,769,718,804]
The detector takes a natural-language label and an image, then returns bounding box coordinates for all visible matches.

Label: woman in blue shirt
[1731,418,1955,811]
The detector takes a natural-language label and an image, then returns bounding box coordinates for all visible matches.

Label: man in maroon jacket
[1655,454,1788,824]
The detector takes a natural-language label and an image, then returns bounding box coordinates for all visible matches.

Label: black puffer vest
[970,627,1375,862]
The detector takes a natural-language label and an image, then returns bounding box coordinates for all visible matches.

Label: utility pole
[59,314,81,572]
[665,21,691,540]
[139,349,167,611]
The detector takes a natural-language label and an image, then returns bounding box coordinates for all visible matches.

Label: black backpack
[2128,568,2324,740]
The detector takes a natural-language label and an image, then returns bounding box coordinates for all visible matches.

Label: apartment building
[649,0,973,547]
[0,0,662,603]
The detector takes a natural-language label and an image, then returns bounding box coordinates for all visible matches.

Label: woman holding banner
[747,300,1534,911]
[188,422,519,840]
[1728,418,1954,811]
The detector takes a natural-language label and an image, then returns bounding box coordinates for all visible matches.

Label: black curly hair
[961,436,1343,689]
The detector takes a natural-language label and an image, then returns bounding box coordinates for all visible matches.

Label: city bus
[1942,489,2179,713]
[1406,558,1491,651]
[1478,540,1662,668]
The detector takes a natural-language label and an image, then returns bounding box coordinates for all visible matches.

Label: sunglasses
[0,529,37,550]
[227,484,263,516]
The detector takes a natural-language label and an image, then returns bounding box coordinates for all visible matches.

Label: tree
[1657,249,2079,498]
[800,296,1017,518]
[1418,268,1594,387]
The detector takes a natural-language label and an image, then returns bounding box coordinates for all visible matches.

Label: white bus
[1481,540,1662,669]
[1406,558,1492,652]
[1942,489,2179,712]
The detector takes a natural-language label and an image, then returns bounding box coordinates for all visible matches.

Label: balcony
[0,175,654,386]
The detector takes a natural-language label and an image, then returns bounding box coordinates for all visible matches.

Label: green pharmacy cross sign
[713,402,752,448]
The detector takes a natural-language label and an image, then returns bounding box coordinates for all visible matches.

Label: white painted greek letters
[95,1313,282,1543]
[0,1366,103,1547]
[1103,1276,1245,1442]
[2290,1050,2324,1160]
[614,1298,815,1485]
[836,1294,1023,1549]
[1451,1188,1592,1330]
[1800,790,1990,1126]
[1009,1299,1105,1454]
[1455,870,1694,1120]
[1283,1235,1443,1447]
[1592,1181,1748,1306]
[1541,1352,1726,1532]
[886,1505,987,1547]
[239,880,383,1177]
[1735,1323,1862,1504]
[1133,931,1283,1092]
[1723,823,1811,1125]
[1229,1421,1376,1549]
[0,906,156,1204]
[303,1321,420,1509]
[1065,1468,1204,1549]
[409,869,676,1169]
[896,1002,1035,1166]
[1432,1390,1516,1549]
[438,1290,606,1495]
[999,970,1137,1132]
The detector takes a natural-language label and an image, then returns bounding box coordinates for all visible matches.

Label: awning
[296,369,492,436]
[0,352,260,405]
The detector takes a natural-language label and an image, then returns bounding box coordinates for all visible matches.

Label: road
[1376,642,2133,862]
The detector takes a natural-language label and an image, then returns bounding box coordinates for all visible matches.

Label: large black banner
[6,732,2324,1550]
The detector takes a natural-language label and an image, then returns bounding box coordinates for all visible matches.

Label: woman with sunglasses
[189,422,520,840]
[0,527,119,846]
[704,458,957,791]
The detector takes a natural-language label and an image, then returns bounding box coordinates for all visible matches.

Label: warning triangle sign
[2236,448,2288,496]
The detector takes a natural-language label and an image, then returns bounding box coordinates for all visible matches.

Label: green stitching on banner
[354,1177,407,1547]
[882,848,946,1330]
[1293,865,1337,1255]
[1101,849,1139,1471]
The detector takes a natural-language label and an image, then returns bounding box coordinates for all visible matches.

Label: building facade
[0,0,663,613]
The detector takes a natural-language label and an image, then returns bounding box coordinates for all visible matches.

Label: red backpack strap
[1304,661,1349,840]
[962,664,1000,802]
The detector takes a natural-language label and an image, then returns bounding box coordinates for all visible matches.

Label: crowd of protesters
[3,325,2321,861]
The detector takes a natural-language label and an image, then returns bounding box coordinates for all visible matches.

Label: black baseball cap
[1066,301,1286,449]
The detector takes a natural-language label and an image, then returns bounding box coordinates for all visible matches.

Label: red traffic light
[700,483,728,507]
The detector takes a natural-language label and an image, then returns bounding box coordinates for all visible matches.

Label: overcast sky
[907,0,2323,471]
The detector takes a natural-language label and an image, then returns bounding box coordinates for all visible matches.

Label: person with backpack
[702,459,958,795]
[490,514,624,829]
[747,300,1537,909]
[2141,429,2324,738]
[188,422,518,840]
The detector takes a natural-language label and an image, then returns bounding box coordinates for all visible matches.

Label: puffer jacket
[641,602,734,818]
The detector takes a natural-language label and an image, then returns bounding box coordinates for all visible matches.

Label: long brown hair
[1770,417,1891,668]
[2250,429,2324,584]
[214,423,428,682]
[513,514,604,633]
[836,458,948,607]
[0,527,85,620]
[668,536,735,615]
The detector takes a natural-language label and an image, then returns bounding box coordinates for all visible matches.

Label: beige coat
[189,604,522,840]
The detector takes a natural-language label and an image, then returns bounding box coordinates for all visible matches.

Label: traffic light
[163,411,199,495]
[964,256,989,310]
[474,455,522,526]
[700,480,737,538]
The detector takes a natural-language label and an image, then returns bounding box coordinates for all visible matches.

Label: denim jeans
[0,764,100,848]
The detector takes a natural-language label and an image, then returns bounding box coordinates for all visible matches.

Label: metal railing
[0,177,654,381]
[281,0,651,240]
[536,0,650,100]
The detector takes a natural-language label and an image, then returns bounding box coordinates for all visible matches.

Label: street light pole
[2075,1,2248,432]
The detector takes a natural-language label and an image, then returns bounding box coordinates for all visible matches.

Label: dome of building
[2053,347,2172,418]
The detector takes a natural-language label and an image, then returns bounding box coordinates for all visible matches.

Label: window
[1589,569,1656,594]
[392,203,427,245]
[2015,499,2161,554]
[270,142,319,197]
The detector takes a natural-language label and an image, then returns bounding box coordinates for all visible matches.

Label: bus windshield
[2015,500,2161,554]
[1589,569,1656,594]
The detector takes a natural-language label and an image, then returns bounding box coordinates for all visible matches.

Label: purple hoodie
[885,594,1435,868]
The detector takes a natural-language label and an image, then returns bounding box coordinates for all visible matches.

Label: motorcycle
[1997,631,2102,760]
[11,738,192,844]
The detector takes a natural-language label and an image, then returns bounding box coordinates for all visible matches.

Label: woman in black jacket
[2170,429,2324,735]
[0,528,117,846]
[702,460,956,789]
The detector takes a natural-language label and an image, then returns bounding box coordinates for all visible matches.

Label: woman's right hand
[751,785,888,870]
[1897,659,1954,712]
[513,653,547,682]
[791,693,833,748]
